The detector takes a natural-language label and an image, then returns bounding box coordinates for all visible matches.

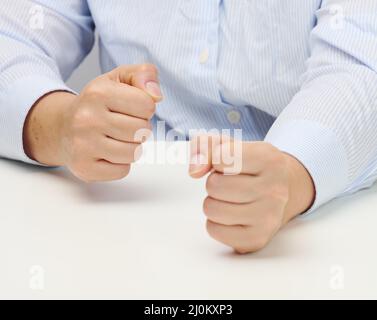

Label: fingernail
[189,153,207,174]
[145,81,162,98]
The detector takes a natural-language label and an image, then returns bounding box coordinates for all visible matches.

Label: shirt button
[227,110,241,124]
[199,48,209,64]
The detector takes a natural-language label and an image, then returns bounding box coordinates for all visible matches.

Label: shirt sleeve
[264,0,377,213]
[0,0,95,164]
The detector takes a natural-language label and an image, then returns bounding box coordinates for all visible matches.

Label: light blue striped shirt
[1,0,377,212]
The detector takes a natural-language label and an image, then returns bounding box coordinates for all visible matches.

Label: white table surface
[0,142,376,300]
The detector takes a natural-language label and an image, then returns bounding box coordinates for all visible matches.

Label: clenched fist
[189,135,315,254]
[24,64,162,182]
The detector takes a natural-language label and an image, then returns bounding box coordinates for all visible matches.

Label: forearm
[0,0,95,164]
[266,0,377,214]
[23,91,77,166]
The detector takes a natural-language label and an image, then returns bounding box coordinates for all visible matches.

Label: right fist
[60,64,162,182]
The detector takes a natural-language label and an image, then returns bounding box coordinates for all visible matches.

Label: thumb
[131,64,163,103]
[189,134,218,178]
[108,64,163,103]
[189,134,235,178]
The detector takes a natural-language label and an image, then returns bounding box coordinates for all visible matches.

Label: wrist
[23,91,77,166]
[283,153,316,223]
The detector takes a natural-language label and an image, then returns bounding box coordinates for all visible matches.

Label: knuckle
[137,119,152,131]
[98,165,132,182]
[123,164,131,175]
[79,164,131,183]
[113,65,126,73]
[115,165,131,180]
[206,173,221,194]
[129,144,143,163]
[234,246,252,255]
[206,220,217,237]
[142,120,153,134]
[72,107,96,131]
[235,236,269,254]
[203,197,213,217]
[139,63,158,74]
[252,236,270,252]
[133,125,153,143]
[83,82,107,100]
[143,101,157,118]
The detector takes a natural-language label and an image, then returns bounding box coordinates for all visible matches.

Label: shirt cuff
[264,120,349,214]
[0,75,74,165]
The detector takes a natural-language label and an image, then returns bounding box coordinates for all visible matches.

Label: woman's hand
[189,136,315,254]
[24,64,162,182]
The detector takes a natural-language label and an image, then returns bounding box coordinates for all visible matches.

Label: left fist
[189,136,315,254]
